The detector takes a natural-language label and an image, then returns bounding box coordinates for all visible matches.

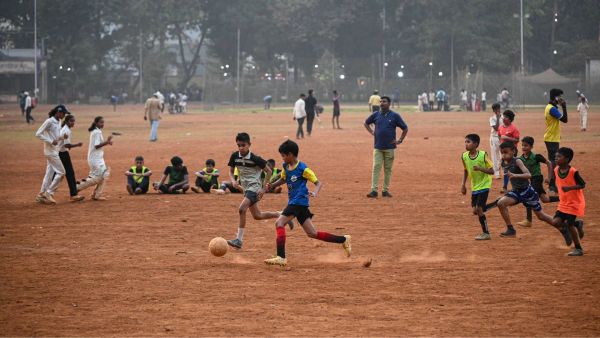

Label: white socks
[237,228,245,241]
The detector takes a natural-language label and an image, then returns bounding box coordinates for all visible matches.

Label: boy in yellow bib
[461,134,495,240]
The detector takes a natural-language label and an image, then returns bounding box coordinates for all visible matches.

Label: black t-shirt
[304,95,317,113]
[164,165,188,185]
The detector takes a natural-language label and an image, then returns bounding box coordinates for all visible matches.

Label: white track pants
[40,153,65,195]
[490,136,501,177]
[77,162,110,198]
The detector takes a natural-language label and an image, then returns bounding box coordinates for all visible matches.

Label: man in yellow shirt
[544,88,568,191]
[368,90,381,112]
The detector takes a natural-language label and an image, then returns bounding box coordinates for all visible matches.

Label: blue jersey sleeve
[395,114,408,130]
[365,112,377,125]
[549,106,562,119]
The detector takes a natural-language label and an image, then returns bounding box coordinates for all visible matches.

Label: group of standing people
[292,89,342,139]
[459,89,488,112]
[36,105,113,204]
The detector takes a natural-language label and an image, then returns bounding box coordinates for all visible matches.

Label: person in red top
[497,110,520,192]
[553,147,586,256]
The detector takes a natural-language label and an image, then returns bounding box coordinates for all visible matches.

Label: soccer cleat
[42,192,56,204]
[70,195,85,202]
[227,238,243,249]
[382,191,393,198]
[366,191,378,198]
[126,185,134,195]
[35,193,46,203]
[342,235,352,257]
[191,186,200,193]
[567,248,584,256]
[264,255,287,266]
[560,226,573,246]
[500,228,516,237]
[475,232,491,240]
[575,220,584,239]
[517,220,532,227]
[91,196,107,201]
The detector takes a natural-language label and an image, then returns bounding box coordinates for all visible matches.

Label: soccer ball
[209,237,228,257]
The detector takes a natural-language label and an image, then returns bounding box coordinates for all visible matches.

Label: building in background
[0,49,47,103]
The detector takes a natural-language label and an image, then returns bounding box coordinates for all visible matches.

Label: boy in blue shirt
[264,140,351,266]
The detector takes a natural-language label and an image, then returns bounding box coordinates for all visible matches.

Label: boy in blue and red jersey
[264,140,351,266]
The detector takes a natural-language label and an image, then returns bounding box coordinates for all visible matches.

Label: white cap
[24,91,29,95]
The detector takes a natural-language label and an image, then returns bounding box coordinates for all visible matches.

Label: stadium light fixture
[553,50,557,55]
[339,74,345,80]
[384,62,388,67]
[428,62,433,66]
[314,64,319,68]
[225,64,229,69]
[400,64,404,69]
[438,71,443,77]
[397,71,404,78]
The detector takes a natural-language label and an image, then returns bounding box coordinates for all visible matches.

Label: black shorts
[195,177,218,193]
[282,205,314,225]
[244,190,260,206]
[333,108,340,116]
[471,190,489,208]
[554,210,577,226]
[531,176,546,195]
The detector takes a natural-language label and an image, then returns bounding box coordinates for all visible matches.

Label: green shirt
[164,165,188,185]
[462,150,493,192]
[519,152,546,178]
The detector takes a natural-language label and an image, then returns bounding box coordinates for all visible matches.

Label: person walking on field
[332,90,342,129]
[144,93,162,142]
[293,93,307,139]
[544,88,568,192]
[364,96,409,198]
[369,90,381,113]
[304,89,317,136]
[577,96,588,131]
[35,106,68,204]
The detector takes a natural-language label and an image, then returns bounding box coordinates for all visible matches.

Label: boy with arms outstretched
[264,140,351,266]
[461,134,495,240]
[495,142,572,245]
[226,133,292,249]
[516,136,559,227]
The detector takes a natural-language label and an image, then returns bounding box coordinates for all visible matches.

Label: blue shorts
[506,186,542,211]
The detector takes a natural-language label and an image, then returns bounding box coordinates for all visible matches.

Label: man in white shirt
[35,107,67,204]
[293,93,307,139]
[488,102,502,178]
[460,89,468,111]
[24,91,34,124]
[154,91,165,112]
[481,91,487,111]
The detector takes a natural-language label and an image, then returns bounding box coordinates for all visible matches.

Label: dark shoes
[382,191,393,197]
[500,227,516,237]
[366,191,378,198]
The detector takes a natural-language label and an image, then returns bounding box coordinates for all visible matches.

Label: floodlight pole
[236,27,240,105]
[139,31,143,103]
[520,0,524,75]
[34,0,38,96]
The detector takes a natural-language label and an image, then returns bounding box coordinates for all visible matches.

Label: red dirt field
[0,103,599,336]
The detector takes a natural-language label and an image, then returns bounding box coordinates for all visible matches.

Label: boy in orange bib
[553,147,586,256]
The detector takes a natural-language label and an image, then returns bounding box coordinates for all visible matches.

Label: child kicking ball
[264,140,351,266]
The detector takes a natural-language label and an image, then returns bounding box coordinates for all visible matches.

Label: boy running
[495,142,572,244]
[264,140,351,266]
[226,132,292,249]
[461,134,495,240]
[516,136,559,227]
[192,159,220,193]
[553,147,586,256]
[497,110,520,192]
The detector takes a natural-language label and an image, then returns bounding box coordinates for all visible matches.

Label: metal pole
[450,30,454,104]
[34,0,38,95]
[520,0,524,75]
[381,3,386,92]
[139,32,143,104]
[236,27,241,105]
[285,56,289,100]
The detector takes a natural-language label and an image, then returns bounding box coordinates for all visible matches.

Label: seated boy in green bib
[125,155,152,195]
[192,159,220,193]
